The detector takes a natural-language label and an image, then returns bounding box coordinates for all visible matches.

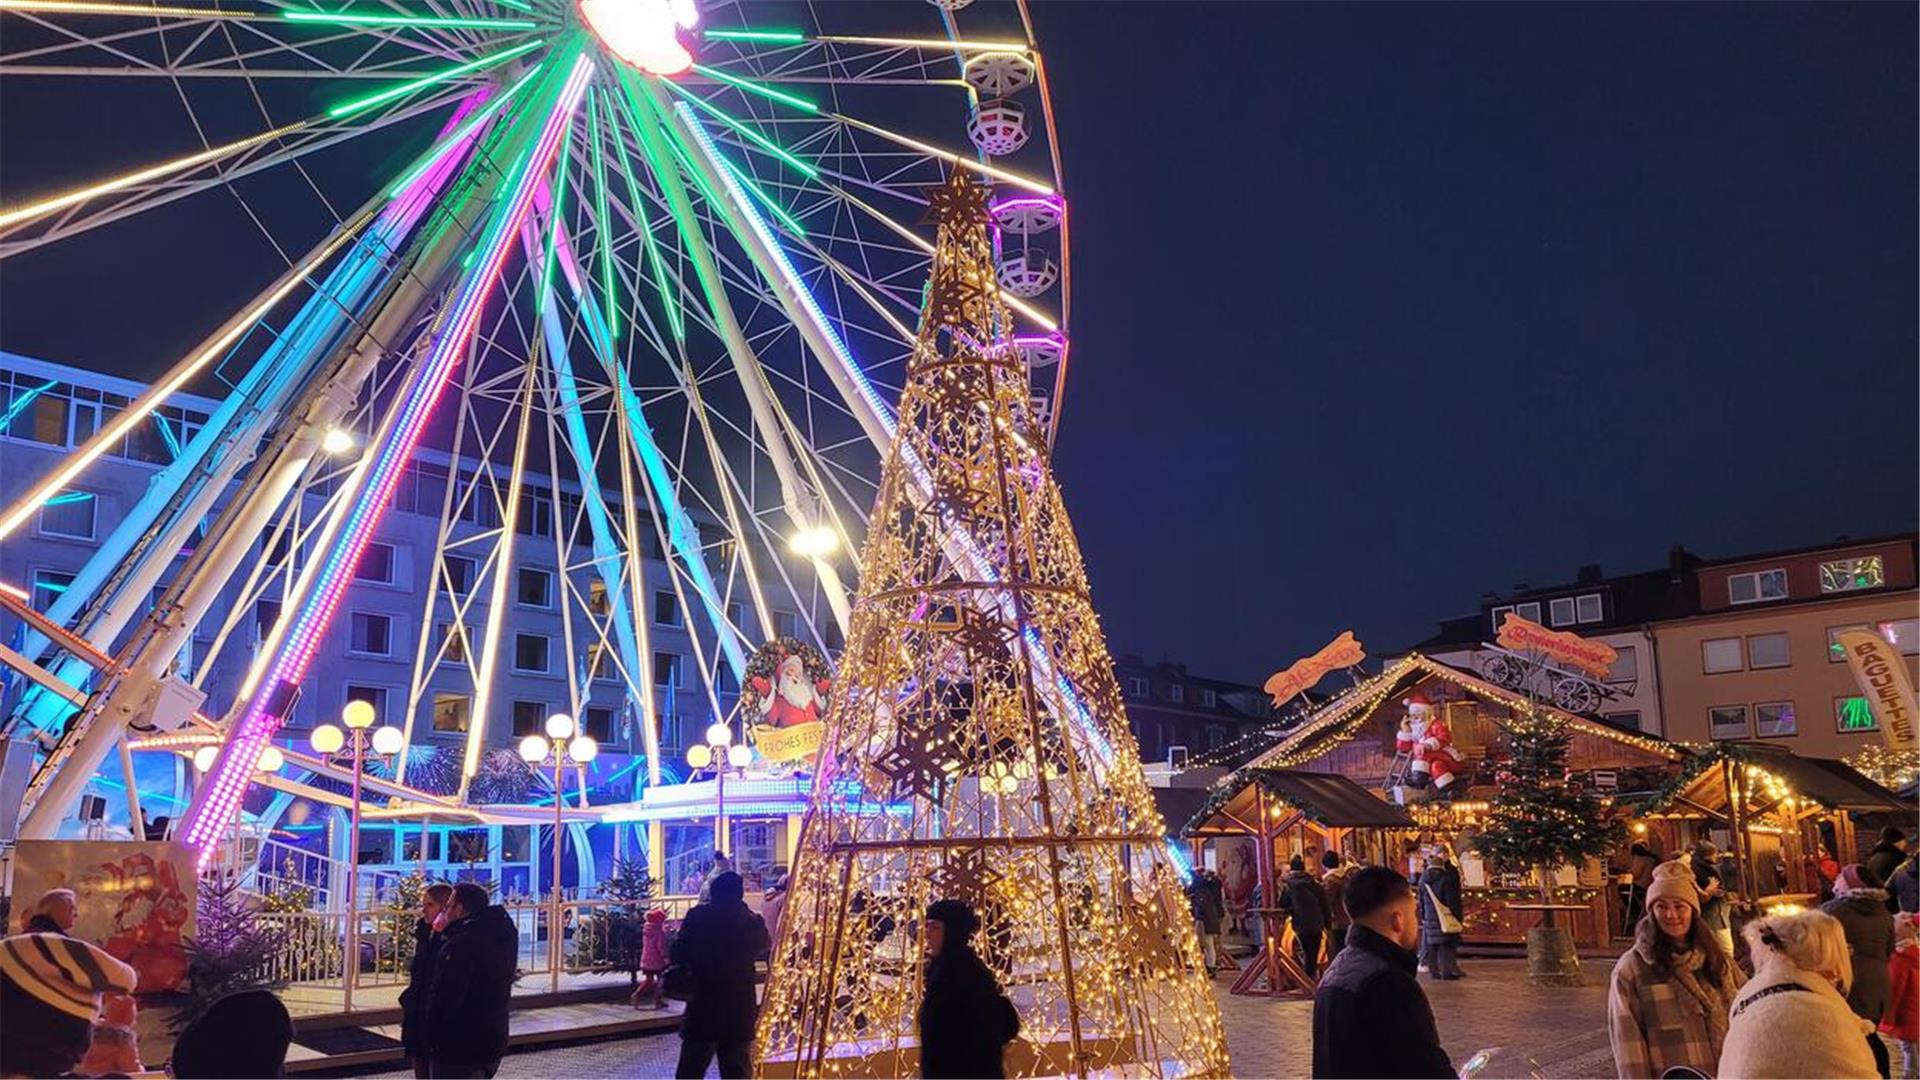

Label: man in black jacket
[919,898,1020,1079]
[1312,866,1453,1079]
[1866,826,1908,887]
[400,882,452,1078]
[424,883,518,1078]
[1278,855,1330,978]
[673,870,769,1079]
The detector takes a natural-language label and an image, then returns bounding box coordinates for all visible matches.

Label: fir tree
[576,857,653,981]
[171,872,288,1032]
[1469,710,1624,902]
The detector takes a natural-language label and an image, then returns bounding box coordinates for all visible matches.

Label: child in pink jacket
[631,908,671,1010]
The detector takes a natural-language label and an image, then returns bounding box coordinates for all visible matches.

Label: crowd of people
[1607,825,1920,1080]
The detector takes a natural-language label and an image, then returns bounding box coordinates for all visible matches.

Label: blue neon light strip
[0,380,57,433]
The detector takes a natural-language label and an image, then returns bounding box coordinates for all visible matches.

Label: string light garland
[752,171,1229,1078]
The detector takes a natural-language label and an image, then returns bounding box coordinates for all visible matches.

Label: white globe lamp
[371,726,405,757]
[545,712,576,740]
[705,722,732,748]
[192,745,219,773]
[519,734,550,764]
[568,735,599,765]
[686,743,713,769]
[726,743,752,769]
[310,724,346,755]
[342,699,377,730]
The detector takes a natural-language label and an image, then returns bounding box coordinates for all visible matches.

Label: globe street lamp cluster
[520,712,597,990]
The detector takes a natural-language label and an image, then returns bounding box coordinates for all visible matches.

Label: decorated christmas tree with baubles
[751,172,1229,1078]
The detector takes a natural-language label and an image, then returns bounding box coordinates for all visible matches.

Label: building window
[513,633,550,674]
[1828,624,1868,662]
[1575,593,1604,624]
[1728,568,1788,605]
[774,611,799,639]
[1819,556,1884,594]
[654,591,682,628]
[345,685,389,725]
[432,692,471,733]
[516,490,553,537]
[254,598,282,645]
[516,567,552,608]
[443,554,476,595]
[1167,684,1185,704]
[1755,701,1796,738]
[586,643,618,682]
[1607,645,1639,684]
[511,700,547,736]
[654,651,683,688]
[37,491,96,540]
[349,612,393,657]
[1603,710,1643,731]
[588,580,611,616]
[1549,597,1576,627]
[1490,605,1512,633]
[1200,688,1218,709]
[1708,705,1749,741]
[29,569,74,612]
[1515,601,1542,623]
[584,705,615,742]
[1207,727,1225,749]
[355,542,396,584]
[1881,619,1920,657]
[1836,696,1877,733]
[1747,632,1790,670]
[438,623,469,665]
[1702,637,1743,674]
[1126,677,1148,698]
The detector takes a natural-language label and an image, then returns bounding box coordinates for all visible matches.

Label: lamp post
[687,722,752,860]
[519,713,598,992]
[308,699,404,1012]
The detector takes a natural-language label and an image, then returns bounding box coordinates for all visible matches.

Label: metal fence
[253,894,702,992]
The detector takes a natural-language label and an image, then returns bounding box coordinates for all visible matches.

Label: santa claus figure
[1394,691,1465,791]
[752,650,829,729]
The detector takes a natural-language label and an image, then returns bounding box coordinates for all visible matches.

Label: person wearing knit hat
[920,898,1019,1079]
[1608,860,1742,1078]
[1822,863,1895,1034]
[0,931,138,1077]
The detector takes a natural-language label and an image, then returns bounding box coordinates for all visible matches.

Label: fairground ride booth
[1226,653,1685,951]
[1618,741,1907,911]
[1179,768,1414,997]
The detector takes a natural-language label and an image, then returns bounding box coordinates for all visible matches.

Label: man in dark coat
[1278,855,1330,978]
[1312,866,1454,1079]
[424,882,519,1078]
[919,898,1019,1079]
[1187,871,1226,974]
[672,870,769,1079]
[400,882,452,1078]
[1892,851,1920,915]
[1867,827,1909,887]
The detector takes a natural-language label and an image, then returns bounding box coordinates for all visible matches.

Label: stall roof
[1184,768,1414,837]
[1247,653,1684,771]
[1622,742,1906,816]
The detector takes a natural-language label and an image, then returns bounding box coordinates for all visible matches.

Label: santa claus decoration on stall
[1395,691,1466,794]
[741,637,834,767]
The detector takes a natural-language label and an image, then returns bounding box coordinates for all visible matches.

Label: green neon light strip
[0,379,57,432]
[663,80,817,179]
[688,64,816,113]
[386,66,539,197]
[328,39,543,119]
[587,86,618,340]
[714,149,805,236]
[702,28,806,44]
[493,0,533,9]
[615,68,728,321]
[539,113,573,308]
[604,76,683,342]
[43,491,94,507]
[283,10,536,30]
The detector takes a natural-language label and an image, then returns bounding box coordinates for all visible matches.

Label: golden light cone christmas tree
[753,172,1230,1079]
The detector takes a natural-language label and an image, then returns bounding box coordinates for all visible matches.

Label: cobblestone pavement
[356,958,1617,1079]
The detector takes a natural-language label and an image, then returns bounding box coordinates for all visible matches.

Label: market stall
[1182,768,1413,997]
[1228,653,1684,950]
[1620,741,1906,907]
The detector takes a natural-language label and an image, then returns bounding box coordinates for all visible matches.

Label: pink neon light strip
[183,55,595,864]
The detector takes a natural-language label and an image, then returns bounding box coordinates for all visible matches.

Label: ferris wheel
[0,0,1073,854]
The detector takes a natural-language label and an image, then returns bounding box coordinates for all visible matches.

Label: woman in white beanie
[1719,908,1880,1079]
[1609,859,1743,1078]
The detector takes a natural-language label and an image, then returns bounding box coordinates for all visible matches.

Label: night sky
[2,3,1915,687]
[1037,2,1917,682]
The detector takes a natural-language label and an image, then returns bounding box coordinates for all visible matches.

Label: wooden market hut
[1620,741,1907,906]
[1182,768,1414,996]
[1228,653,1686,949]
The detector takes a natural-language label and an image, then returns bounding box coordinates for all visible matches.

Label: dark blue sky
[1038,3,1917,683]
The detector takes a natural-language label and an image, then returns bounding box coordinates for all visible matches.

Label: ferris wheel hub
[578,0,698,75]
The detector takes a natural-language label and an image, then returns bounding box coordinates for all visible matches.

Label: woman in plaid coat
[1609,860,1743,1078]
